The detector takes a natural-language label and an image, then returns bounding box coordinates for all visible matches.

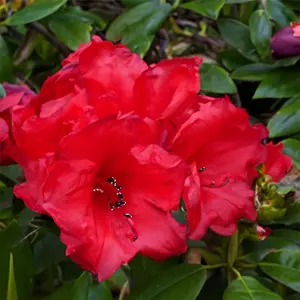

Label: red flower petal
[264,142,292,182]
[185,165,256,239]
[133,57,202,119]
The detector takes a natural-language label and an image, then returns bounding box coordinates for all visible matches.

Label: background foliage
[0,0,299,299]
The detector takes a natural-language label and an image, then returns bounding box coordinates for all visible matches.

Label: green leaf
[223,276,283,300]
[254,69,300,99]
[129,254,179,293]
[268,95,300,138]
[0,187,13,210]
[88,282,113,300]
[72,272,91,300]
[4,0,67,26]
[200,63,237,94]
[272,229,300,247]
[231,63,275,81]
[128,264,206,300]
[273,55,300,67]
[0,165,23,183]
[260,249,300,293]
[243,235,299,264]
[266,0,296,27]
[277,202,300,225]
[44,283,73,300]
[106,1,171,57]
[225,0,253,3]
[0,83,6,97]
[0,36,14,82]
[180,0,225,20]
[249,10,272,59]
[50,7,106,28]
[34,232,66,274]
[283,139,300,169]
[48,18,91,51]
[217,18,259,62]
[6,253,18,300]
[121,0,152,7]
[0,221,33,300]
[219,49,251,71]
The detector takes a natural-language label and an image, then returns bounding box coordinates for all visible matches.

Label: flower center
[93,176,138,241]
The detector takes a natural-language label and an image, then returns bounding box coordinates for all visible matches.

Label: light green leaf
[225,0,253,3]
[217,18,259,62]
[0,36,14,82]
[283,139,300,169]
[180,0,225,20]
[223,276,283,300]
[128,264,206,300]
[88,282,113,300]
[106,1,171,57]
[260,249,300,293]
[4,0,67,26]
[6,253,18,300]
[268,95,300,138]
[249,10,272,59]
[200,63,237,94]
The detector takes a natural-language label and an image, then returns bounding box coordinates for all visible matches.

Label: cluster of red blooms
[0,36,292,281]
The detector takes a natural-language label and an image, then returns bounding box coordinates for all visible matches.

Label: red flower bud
[256,225,272,240]
[271,23,300,58]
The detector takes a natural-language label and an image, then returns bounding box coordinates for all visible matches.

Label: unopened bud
[271,22,300,58]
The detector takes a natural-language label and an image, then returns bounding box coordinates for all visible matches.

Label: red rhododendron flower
[256,225,272,240]
[263,142,292,182]
[15,116,187,280]
[170,97,266,239]
[0,83,35,165]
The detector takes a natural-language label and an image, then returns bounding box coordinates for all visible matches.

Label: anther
[198,167,206,172]
[124,213,132,218]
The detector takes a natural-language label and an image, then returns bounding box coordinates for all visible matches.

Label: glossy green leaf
[106,1,171,57]
[268,95,300,138]
[266,0,296,27]
[107,268,127,290]
[49,6,106,28]
[273,55,300,67]
[231,63,275,81]
[217,18,259,61]
[0,36,14,82]
[180,0,225,20]
[4,0,67,26]
[128,264,206,300]
[219,49,251,71]
[283,139,300,169]
[34,232,66,274]
[6,253,18,300]
[223,276,282,300]
[254,69,300,99]
[260,249,300,293]
[249,10,272,59]
[88,282,113,300]
[72,272,91,300]
[48,18,91,50]
[129,255,179,293]
[200,63,237,94]
[0,221,33,300]
[243,236,299,264]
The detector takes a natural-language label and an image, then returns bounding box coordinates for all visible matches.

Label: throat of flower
[93,176,138,242]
